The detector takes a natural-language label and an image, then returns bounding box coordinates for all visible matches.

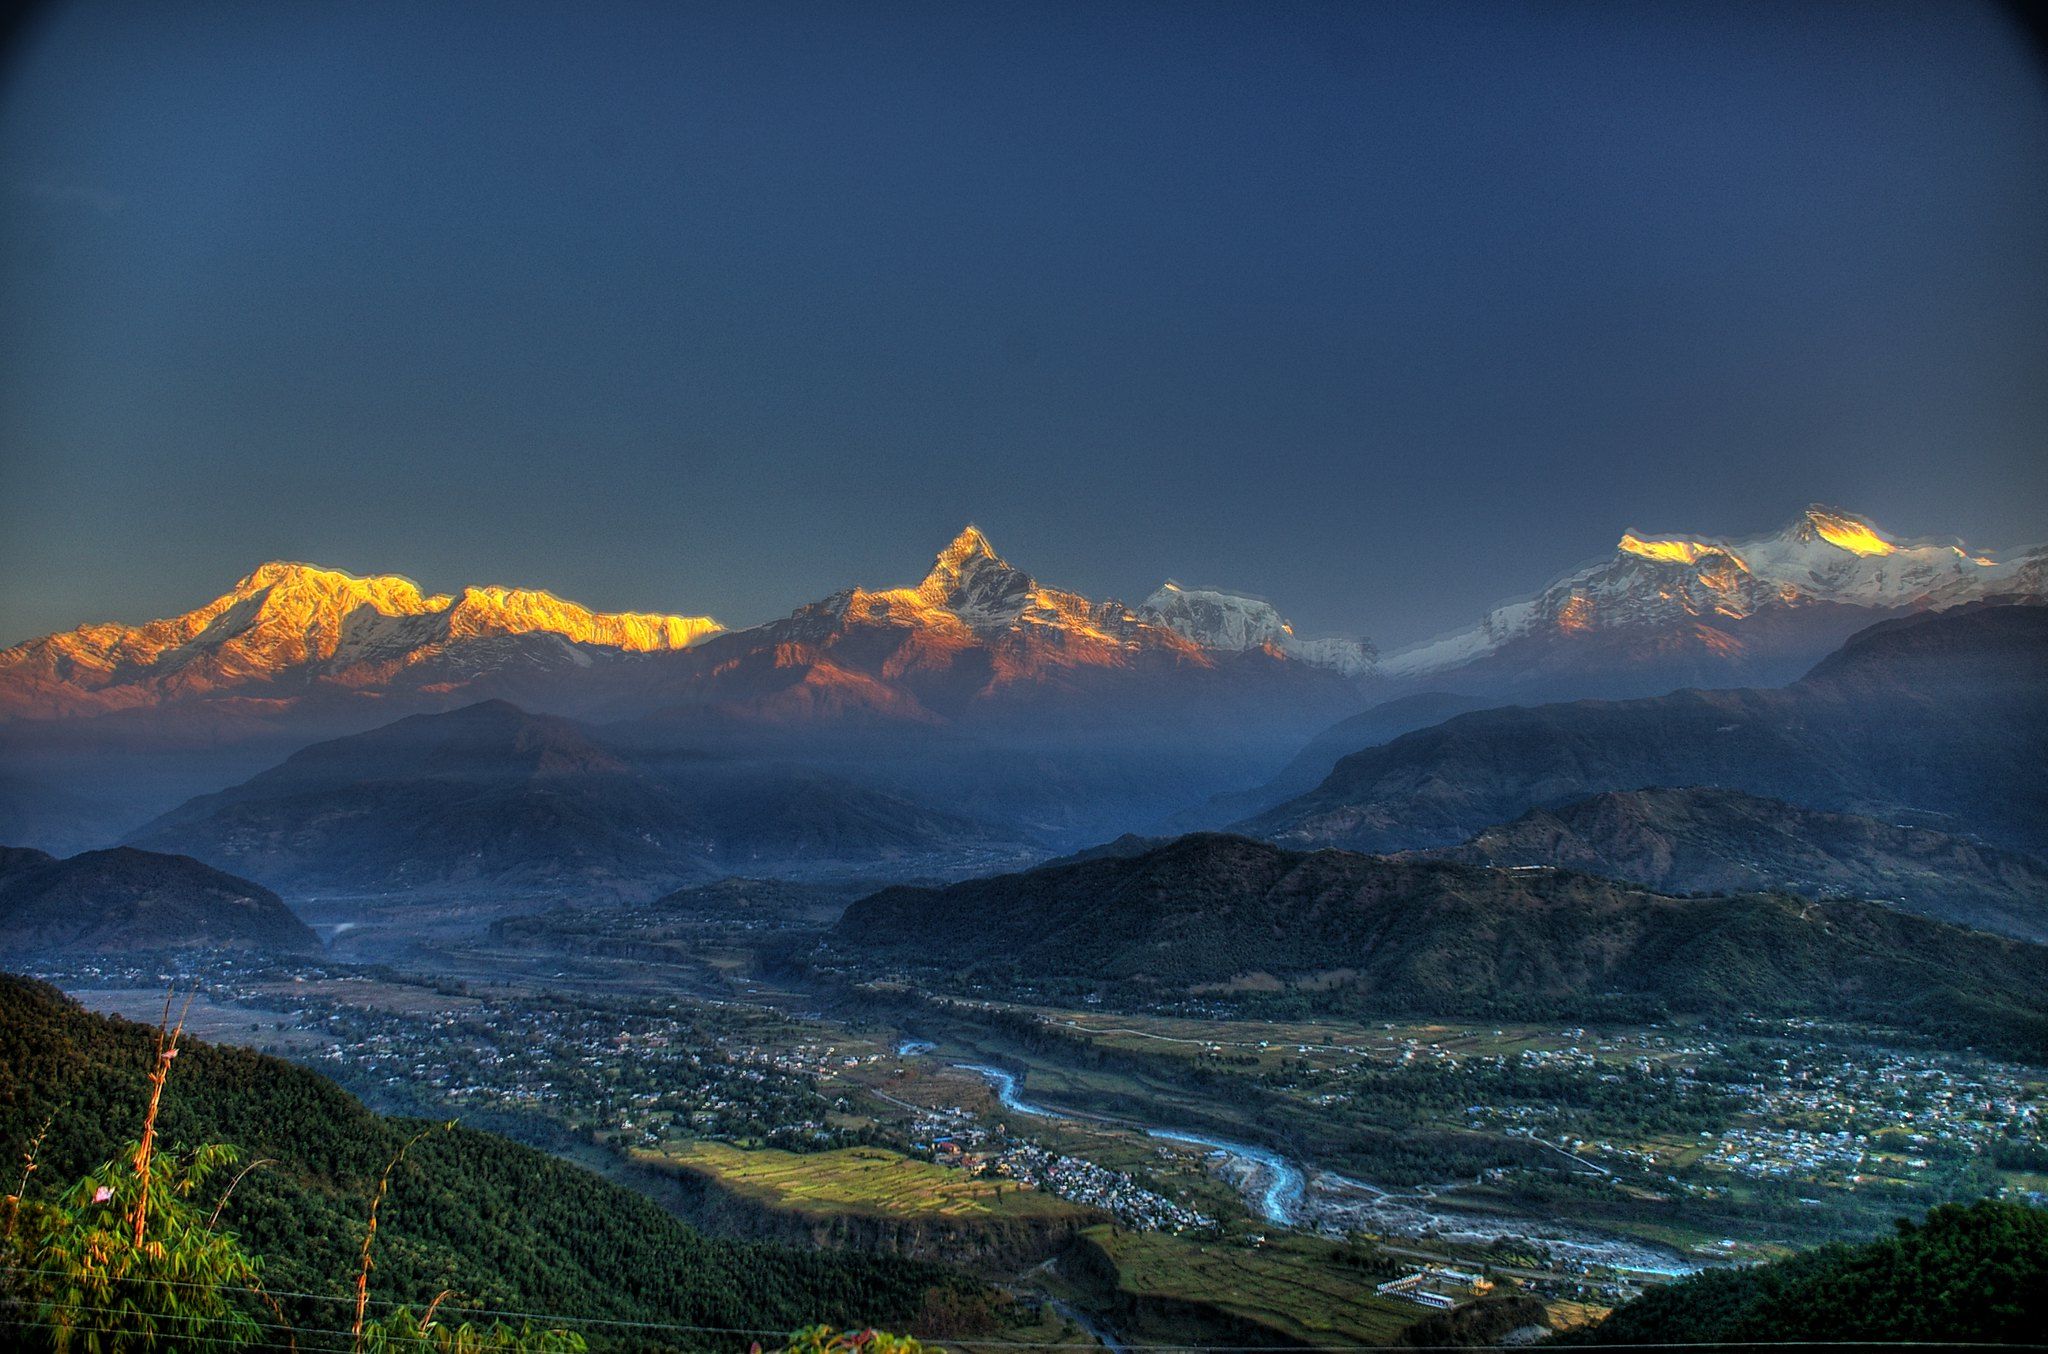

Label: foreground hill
[131,699,1016,898]
[1435,787,2048,943]
[1379,505,2047,700]
[0,974,985,1343]
[1245,602,2048,856]
[1557,1199,2045,1346]
[830,834,2048,1051]
[0,845,318,957]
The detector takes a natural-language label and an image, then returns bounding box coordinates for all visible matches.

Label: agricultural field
[643,1141,1090,1220]
[1061,1223,1422,1347]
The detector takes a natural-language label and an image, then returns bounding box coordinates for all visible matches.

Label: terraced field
[1072,1224,1423,1346]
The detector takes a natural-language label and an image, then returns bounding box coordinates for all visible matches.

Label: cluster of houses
[912,1107,1212,1232]
[1375,1265,1491,1310]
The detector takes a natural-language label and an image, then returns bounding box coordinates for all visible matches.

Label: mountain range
[1431,787,2048,943]
[11,508,2037,733]
[0,844,318,956]
[4,513,2045,874]
[1242,601,2048,857]
[829,833,2048,1052]
[1379,505,2047,699]
[0,529,1373,851]
[0,559,725,722]
[0,528,1373,730]
[623,527,1371,737]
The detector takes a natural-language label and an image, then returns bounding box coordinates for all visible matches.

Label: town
[28,950,2048,1271]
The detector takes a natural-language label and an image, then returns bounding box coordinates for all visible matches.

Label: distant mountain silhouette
[1432,787,2048,943]
[1160,692,1487,831]
[132,700,1023,899]
[1242,602,2048,856]
[0,845,317,957]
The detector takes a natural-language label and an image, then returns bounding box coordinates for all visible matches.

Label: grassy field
[644,1141,1086,1219]
[1073,1224,1422,1346]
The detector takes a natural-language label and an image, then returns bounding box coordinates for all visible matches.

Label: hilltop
[831,833,2048,1052]
[0,845,318,958]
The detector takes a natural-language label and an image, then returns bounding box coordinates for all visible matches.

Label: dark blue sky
[3,0,2044,650]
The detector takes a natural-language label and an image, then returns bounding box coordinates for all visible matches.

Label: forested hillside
[0,975,987,1349]
[1557,1199,2046,1346]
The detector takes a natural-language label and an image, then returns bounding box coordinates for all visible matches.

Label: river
[950,1062,1699,1276]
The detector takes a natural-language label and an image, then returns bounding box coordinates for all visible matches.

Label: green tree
[8,1140,268,1352]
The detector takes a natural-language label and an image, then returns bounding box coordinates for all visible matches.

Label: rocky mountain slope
[635,527,1371,733]
[1380,506,2046,699]
[830,834,2048,1051]
[1433,787,2048,943]
[0,845,317,956]
[1243,602,2048,856]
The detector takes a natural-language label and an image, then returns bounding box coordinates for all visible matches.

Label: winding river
[950,1061,1698,1276]
[954,1063,1308,1227]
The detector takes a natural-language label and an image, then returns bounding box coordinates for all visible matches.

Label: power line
[7,1265,2045,1350]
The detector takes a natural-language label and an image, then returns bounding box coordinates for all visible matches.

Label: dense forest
[1555,1199,2046,1346]
[0,975,990,1350]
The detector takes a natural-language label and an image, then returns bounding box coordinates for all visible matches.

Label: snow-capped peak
[0,561,724,719]
[755,529,1376,673]
[1137,581,1375,676]
[1381,505,2043,679]
[1783,505,1898,557]
[902,526,1039,630]
[929,525,1000,575]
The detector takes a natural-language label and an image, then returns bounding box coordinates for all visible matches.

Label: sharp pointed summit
[928,524,1001,575]
[623,525,1375,742]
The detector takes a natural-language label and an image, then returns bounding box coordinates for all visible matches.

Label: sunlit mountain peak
[447,586,723,652]
[925,525,1003,581]
[1616,534,1734,567]
[0,561,724,719]
[1382,505,2041,682]
[1794,505,1898,557]
[232,560,451,614]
